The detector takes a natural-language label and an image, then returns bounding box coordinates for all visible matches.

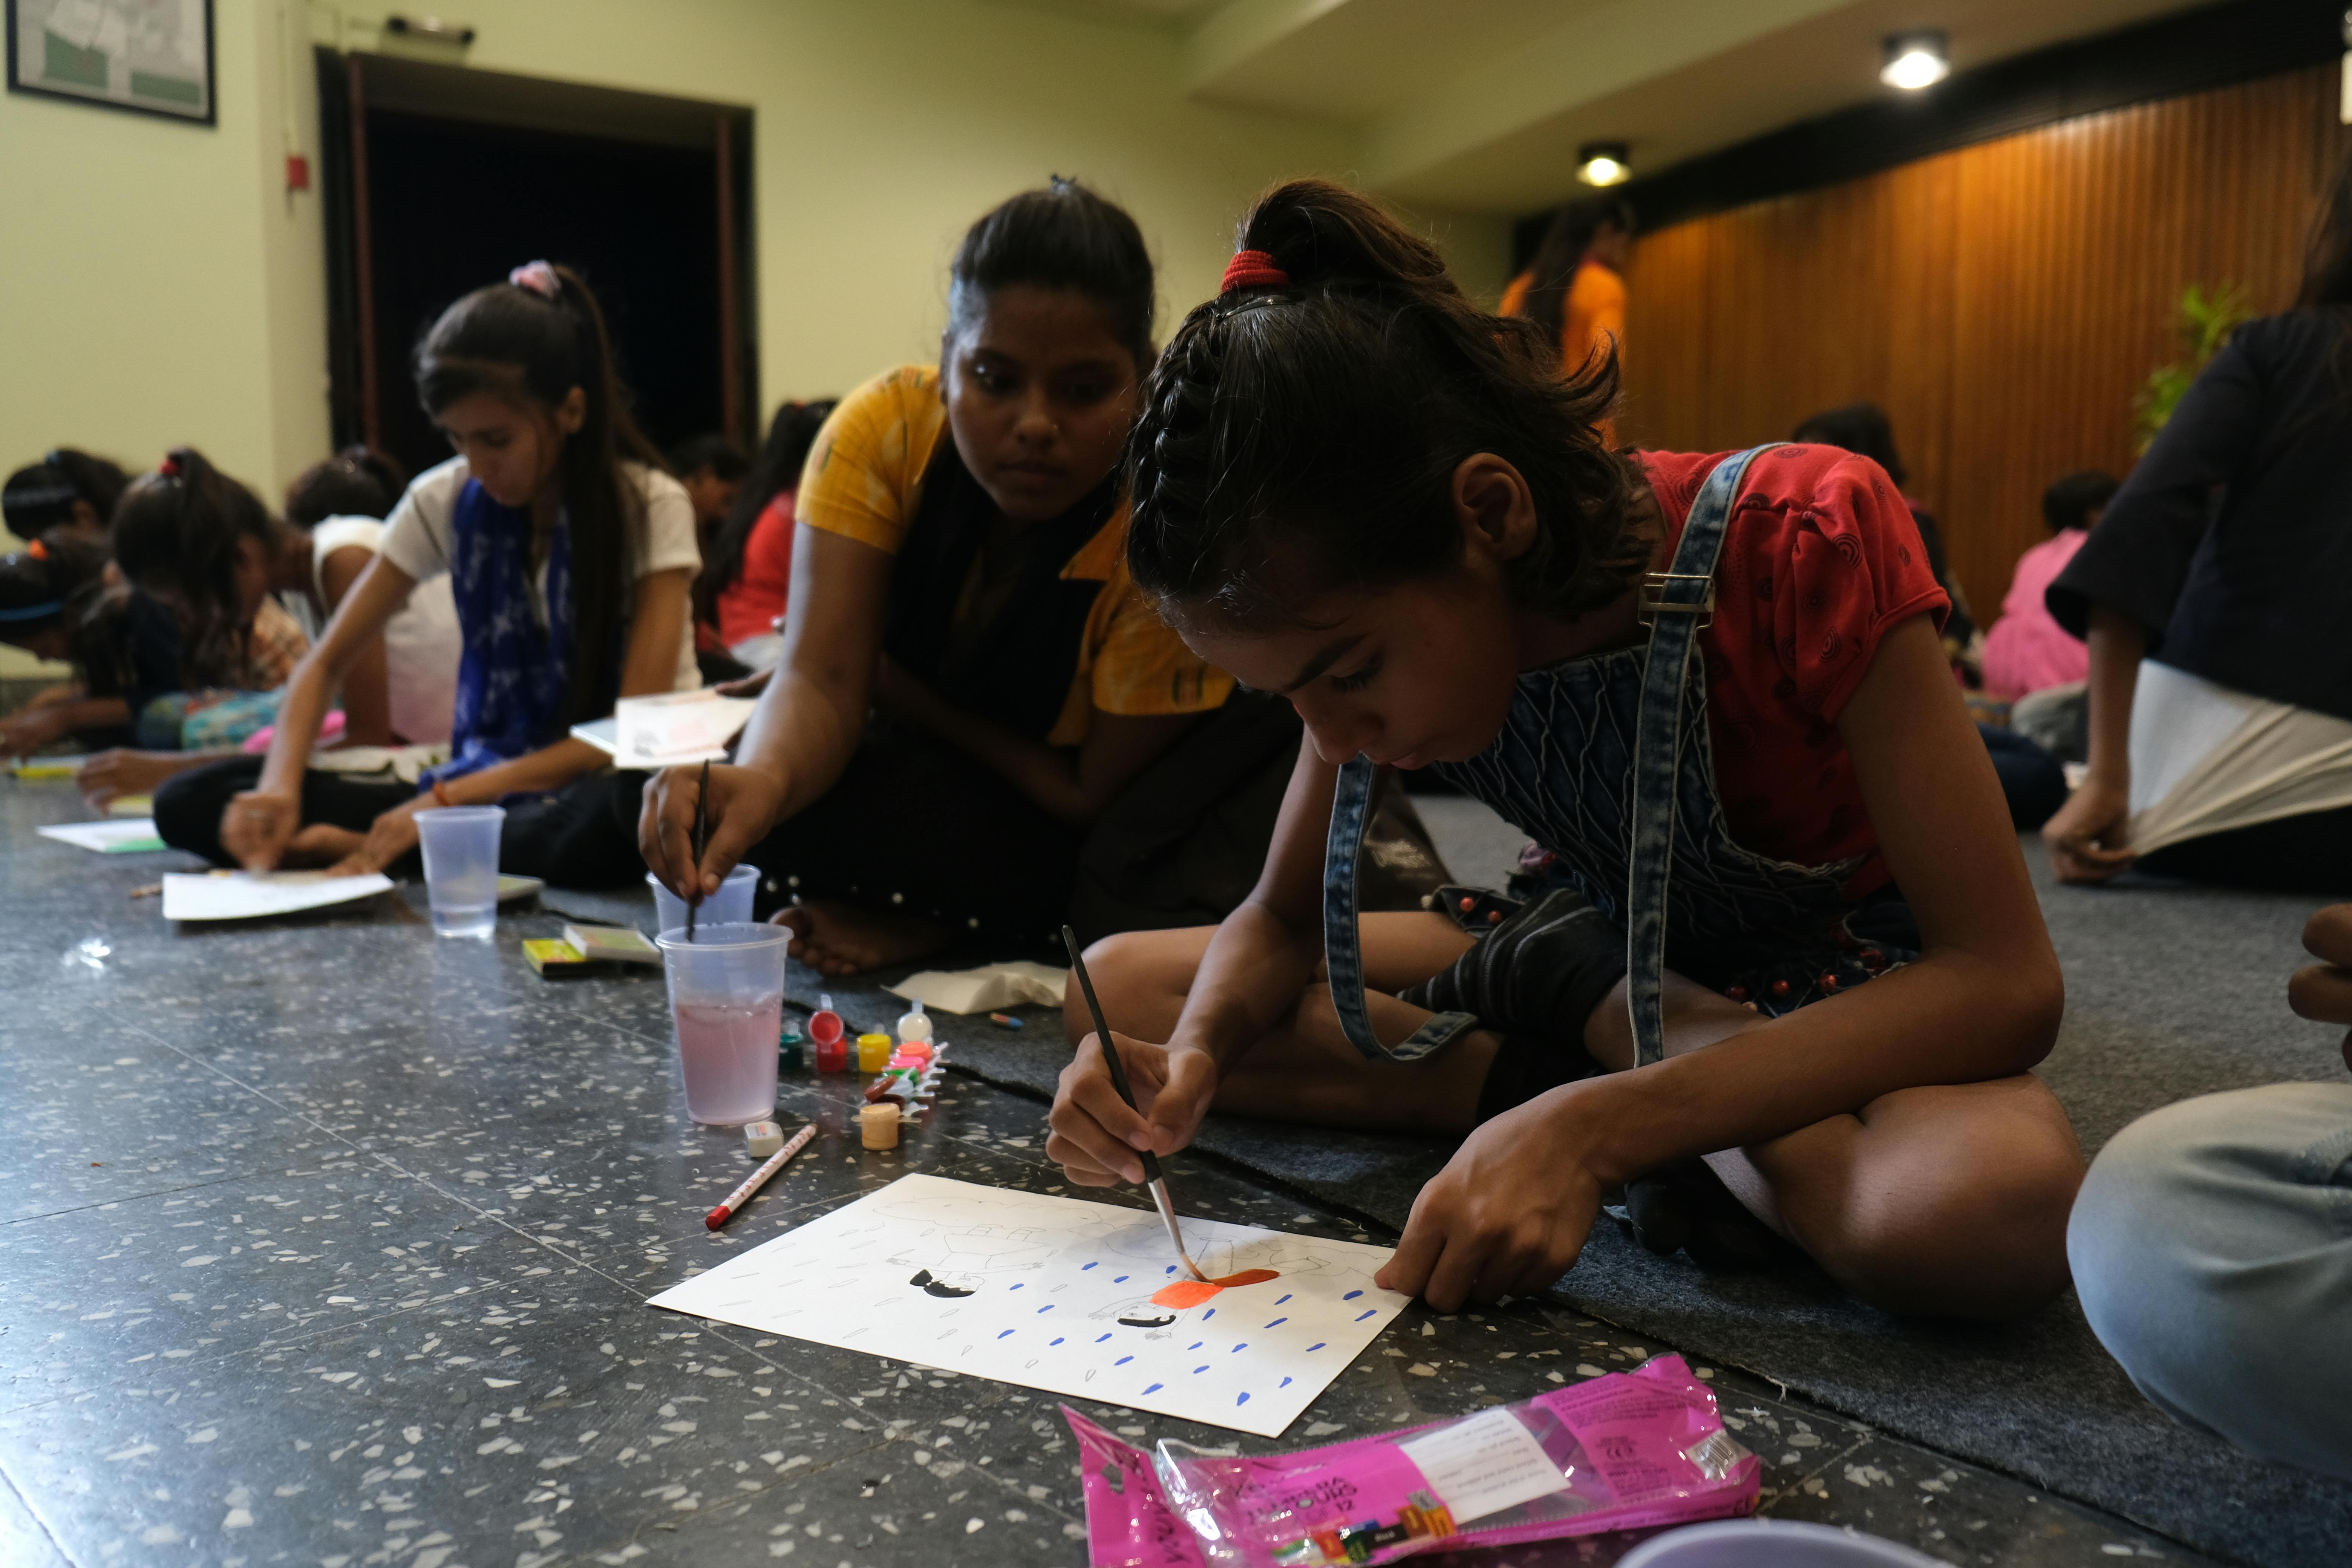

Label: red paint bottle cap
[809,1010,844,1046]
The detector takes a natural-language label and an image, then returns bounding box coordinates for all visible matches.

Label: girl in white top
[198,260,698,877]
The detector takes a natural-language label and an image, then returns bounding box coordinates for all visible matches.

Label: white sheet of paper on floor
[647,1173,1408,1438]
[1394,1403,1570,1524]
[887,959,1067,1015]
[160,870,394,921]
[36,818,167,853]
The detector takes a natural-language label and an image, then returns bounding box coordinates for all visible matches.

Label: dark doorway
[316,53,755,482]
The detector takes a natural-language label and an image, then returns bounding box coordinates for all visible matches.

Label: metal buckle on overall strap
[1637,571,1716,629]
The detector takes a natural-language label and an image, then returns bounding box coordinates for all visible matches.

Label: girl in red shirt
[695,401,836,673]
[1047,181,2082,1320]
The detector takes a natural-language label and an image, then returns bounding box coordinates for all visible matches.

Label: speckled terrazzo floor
[0,779,2219,1568]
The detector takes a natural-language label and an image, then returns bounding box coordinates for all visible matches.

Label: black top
[882,439,1118,744]
[2048,309,2352,723]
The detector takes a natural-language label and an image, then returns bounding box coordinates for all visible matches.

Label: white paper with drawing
[648,1174,1407,1437]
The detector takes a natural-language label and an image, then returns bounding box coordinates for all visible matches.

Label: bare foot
[769,900,951,977]
[280,823,366,867]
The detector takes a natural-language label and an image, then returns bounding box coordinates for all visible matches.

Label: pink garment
[241,710,346,754]
[1982,529,2090,700]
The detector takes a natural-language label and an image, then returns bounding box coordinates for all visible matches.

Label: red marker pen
[705,1122,817,1230]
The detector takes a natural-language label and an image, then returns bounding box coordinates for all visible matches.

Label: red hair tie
[1221,249,1290,292]
[158,454,182,479]
[26,537,48,562]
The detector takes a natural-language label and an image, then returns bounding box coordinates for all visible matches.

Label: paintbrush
[687,758,709,942]
[1061,925,1208,1282]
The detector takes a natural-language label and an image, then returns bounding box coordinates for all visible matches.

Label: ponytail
[694,399,835,626]
[1126,178,1640,628]
[414,262,658,724]
[110,446,276,688]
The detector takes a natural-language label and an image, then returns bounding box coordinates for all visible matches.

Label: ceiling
[1029,0,2218,214]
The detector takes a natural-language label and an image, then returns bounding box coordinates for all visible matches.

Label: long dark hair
[414,262,659,724]
[285,445,408,527]
[693,400,835,625]
[1517,194,1635,351]
[110,447,276,689]
[3,448,130,537]
[947,177,1157,371]
[1125,178,1639,629]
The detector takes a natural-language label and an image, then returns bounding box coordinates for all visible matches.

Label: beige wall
[3,0,1509,518]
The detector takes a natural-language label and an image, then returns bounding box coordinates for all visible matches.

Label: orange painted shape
[1146,1268,1280,1309]
[1148,1280,1218,1308]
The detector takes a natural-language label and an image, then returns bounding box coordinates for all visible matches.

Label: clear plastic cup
[415,805,505,939]
[648,863,760,933]
[658,921,786,1125]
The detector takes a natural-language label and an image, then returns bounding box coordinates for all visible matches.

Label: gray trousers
[2068,1083,2352,1481]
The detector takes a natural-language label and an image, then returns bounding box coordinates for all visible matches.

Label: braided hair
[1125,179,1643,629]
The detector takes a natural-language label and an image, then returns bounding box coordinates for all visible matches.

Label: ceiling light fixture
[1576,140,1631,187]
[1880,30,1950,90]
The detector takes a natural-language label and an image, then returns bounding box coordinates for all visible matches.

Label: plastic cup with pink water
[656,922,786,1125]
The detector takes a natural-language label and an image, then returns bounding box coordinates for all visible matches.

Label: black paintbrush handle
[1061,926,1165,1184]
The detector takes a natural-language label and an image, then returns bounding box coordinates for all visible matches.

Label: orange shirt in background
[1499,259,1626,378]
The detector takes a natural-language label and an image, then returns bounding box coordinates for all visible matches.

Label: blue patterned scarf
[420,478,574,791]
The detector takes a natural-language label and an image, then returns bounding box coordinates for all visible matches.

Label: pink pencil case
[1067,1353,1758,1568]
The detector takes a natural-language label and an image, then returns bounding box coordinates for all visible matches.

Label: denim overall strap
[1323,755,1481,1061]
[1624,445,1776,1066]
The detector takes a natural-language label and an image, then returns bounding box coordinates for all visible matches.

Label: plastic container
[857,1032,893,1073]
[810,995,847,1072]
[778,1029,805,1071]
[648,863,759,932]
[860,1101,900,1149]
[896,998,932,1045]
[415,805,505,939]
[657,922,786,1125]
[1617,1520,1946,1568]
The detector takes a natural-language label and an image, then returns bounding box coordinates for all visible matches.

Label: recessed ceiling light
[1881,29,1950,90]
[1576,140,1631,187]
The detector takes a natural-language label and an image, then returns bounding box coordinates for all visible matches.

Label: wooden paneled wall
[1619,63,2349,619]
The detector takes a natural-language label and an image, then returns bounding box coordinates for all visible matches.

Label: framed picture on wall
[7,0,214,124]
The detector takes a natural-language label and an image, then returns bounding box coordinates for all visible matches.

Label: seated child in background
[159,259,698,885]
[1981,469,2116,703]
[694,400,835,674]
[2069,902,2352,1483]
[4,447,130,549]
[669,432,752,684]
[78,449,320,802]
[280,444,461,746]
[0,531,178,755]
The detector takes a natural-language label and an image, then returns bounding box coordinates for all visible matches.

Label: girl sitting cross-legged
[1045,181,2084,1319]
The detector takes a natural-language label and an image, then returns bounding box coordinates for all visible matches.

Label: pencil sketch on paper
[646,1173,1409,1437]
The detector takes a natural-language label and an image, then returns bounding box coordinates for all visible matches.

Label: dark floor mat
[747,844,2352,1568]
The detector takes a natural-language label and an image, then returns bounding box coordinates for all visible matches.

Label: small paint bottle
[896,998,932,1046]
[810,994,847,1073]
[778,1029,805,1072]
[857,1032,893,1074]
[860,1101,901,1150]
[894,1038,933,1066]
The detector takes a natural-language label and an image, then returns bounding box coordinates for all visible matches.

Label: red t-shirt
[715,490,796,649]
[1640,446,1948,897]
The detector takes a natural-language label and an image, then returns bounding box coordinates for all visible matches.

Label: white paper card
[37,818,167,853]
[611,691,757,767]
[648,1173,1409,1438]
[1395,1404,1567,1524]
[887,960,1068,1015]
[161,870,394,921]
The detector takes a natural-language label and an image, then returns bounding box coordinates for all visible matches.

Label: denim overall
[1323,446,1905,1070]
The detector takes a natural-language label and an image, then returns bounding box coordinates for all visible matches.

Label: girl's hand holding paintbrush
[640,760,784,903]
[1047,1029,1219,1187]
